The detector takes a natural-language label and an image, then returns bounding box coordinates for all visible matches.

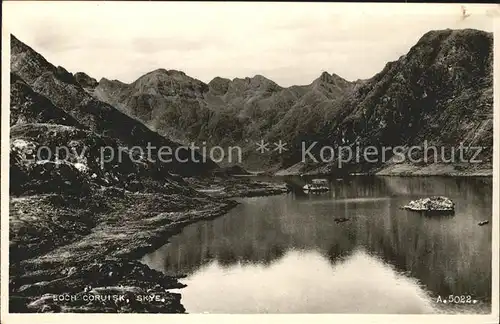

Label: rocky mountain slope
[283,28,493,176]
[10,73,82,127]
[11,35,217,177]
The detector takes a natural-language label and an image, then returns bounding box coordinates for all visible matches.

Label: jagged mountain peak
[310,71,353,98]
[142,68,188,78]
[98,77,127,85]
[413,28,492,56]
[130,68,209,96]
[208,76,231,95]
[417,28,489,44]
[250,74,274,82]
[319,71,332,80]
[315,71,349,83]
[232,74,277,84]
[209,76,231,84]
[227,74,282,94]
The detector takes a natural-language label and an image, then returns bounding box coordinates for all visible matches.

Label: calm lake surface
[142,176,492,314]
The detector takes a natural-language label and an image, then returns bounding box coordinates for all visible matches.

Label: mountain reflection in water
[142,176,492,314]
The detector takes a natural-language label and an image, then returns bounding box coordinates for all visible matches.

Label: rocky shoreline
[185,177,290,198]
[9,178,288,313]
[274,163,493,177]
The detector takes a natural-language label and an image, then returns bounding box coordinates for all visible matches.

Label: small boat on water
[303,179,329,192]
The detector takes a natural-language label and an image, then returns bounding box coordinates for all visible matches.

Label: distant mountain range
[10,28,493,177]
[91,66,357,169]
[92,29,492,175]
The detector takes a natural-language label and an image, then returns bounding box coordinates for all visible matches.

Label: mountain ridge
[93,28,492,174]
[13,28,493,175]
[92,62,356,168]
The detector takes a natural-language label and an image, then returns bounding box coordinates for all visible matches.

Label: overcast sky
[4,2,498,87]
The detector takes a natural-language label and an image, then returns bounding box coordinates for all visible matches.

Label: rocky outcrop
[74,72,98,90]
[207,76,231,95]
[10,73,81,127]
[402,196,455,213]
[9,188,237,313]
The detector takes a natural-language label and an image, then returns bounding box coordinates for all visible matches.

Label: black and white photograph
[1,1,499,321]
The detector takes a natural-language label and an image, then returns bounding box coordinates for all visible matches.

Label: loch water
[142,176,493,314]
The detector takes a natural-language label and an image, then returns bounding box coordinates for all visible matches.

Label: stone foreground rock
[9,191,237,313]
[402,196,455,212]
